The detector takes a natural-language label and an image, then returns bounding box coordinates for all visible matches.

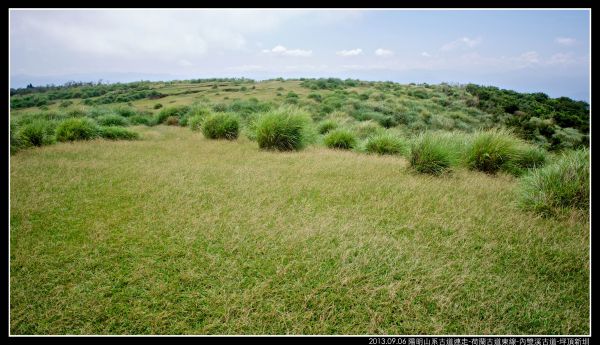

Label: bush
[55,118,98,142]
[323,129,356,150]
[129,115,152,126]
[96,114,128,127]
[519,149,589,216]
[465,129,520,174]
[410,133,456,175]
[17,120,56,147]
[201,113,240,140]
[255,107,313,151]
[59,100,73,108]
[505,145,547,176]
[114,106,137,117]
[188,115,204,131]
[155,105,190,124]
[165,116,179,126]
[352,120,383,139]
[98,126,140,140]
[365,133,409,156]
[317,120,338,134]
[154,103,163,109]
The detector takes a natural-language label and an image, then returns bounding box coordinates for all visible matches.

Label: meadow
[9,78,590,334]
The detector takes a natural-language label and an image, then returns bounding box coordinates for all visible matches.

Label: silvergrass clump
[98,126,140,140]
[365,133,410,156]
[505,145,548,176]
[201,113,240,140]
[96,114,129,127]
[323,129,357,150]
[518,149,589,216]
[17,119,56,147]
[352,120,384,139]
[255,106,313,151]
[317,120,338,134]
[465,129,521,174]
[129,115,152,126]
[410,133,457,175]
[55,118,98,142]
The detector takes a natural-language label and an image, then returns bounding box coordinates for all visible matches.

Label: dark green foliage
[129,115,153,126]
[114,106,137,117]
[96,114,128,127]
[154,103,163,109]
[98,126,140,140]
[55,118,98,142]
[155,105,190,124]
[201,113,240,140]
[519,149,589,216]
[255,107,313,151]
[324,129,356,150]
[59,100,73,108]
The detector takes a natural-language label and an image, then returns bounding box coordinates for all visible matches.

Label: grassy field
[10,125,589,334]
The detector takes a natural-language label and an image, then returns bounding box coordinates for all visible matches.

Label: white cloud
[421,52,431,58]
[548,52,576,65]
[336,48,363,56]
[519,51,540,64]
[441,37,482,51]
[375,48,394,57]
[262,45,313,57]
[555,37,576,46]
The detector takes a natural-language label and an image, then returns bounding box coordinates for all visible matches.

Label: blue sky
[10,9,590,101]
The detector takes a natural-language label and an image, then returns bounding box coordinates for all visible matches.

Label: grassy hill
[9,79,590,334]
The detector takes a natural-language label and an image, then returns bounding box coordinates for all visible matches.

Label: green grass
[10,126,589,334]
[323,129,357,150]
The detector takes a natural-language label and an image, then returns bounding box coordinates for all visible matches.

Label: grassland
[10,125,589,334]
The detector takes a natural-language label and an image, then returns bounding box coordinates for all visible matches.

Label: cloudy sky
[10,9,590,101]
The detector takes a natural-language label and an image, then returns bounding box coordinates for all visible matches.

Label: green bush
[255,107,313,151]
[96,114,128,127]
[155,105,190,124]
[410,133,456,175]
[201,113,240,140]
[505,145,548,176]
[519,149,589,216]
[323,129,357,150]
[17,120,56,147]
[55,118,98,142]
[317,120,338,134]
[129,115,152,126]
[114,106,137,117]
[365,133,409,156]
[188,115,204,131]
[465,129,520,174]
[352,120,383,139]
[98,126,139,140]
[154,103,163,109]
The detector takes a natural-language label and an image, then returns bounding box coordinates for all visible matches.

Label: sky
[9,9,590,101]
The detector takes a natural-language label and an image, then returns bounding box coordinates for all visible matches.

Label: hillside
[10,78,589,152]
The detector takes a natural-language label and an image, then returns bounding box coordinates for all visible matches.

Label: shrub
[410,133,456,175]
[255,107,313,151]
[165,116,179,126]
[352,120,383,139]
[96,114,128,127]
[365,133,409,156]
[519,149,589,216]
[154,103,163,109]
[129,115,152,126]
[201,113,240,140]
[505,145,547,176]
[188,115,204,131]
[317,120,338,134]
[114,106,137,117]
[17,120,56,147]
[465,129,520,174]
[98,126,140,140]
[55,118,98,142]
[155,105,190,124]
[59,100,73,108]
[324,129,356,150]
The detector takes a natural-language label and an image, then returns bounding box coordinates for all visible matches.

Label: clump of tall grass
[98,126,140,140]
[113,106,137,118]
[17,120,56,147]
[255,106,313,151]
[154,105,190,124]
[96,114,129,127]
[324,129,357,150]
[201,113,240,140]
[352,120,384,139]
[504,145,548,176]
[317,120,338,134]
[518,149,589,216]
[410,132,461,175]
[365,133,409,156]
[55,118,98,142]
[129,115,153,126]
[465,129,521,174]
